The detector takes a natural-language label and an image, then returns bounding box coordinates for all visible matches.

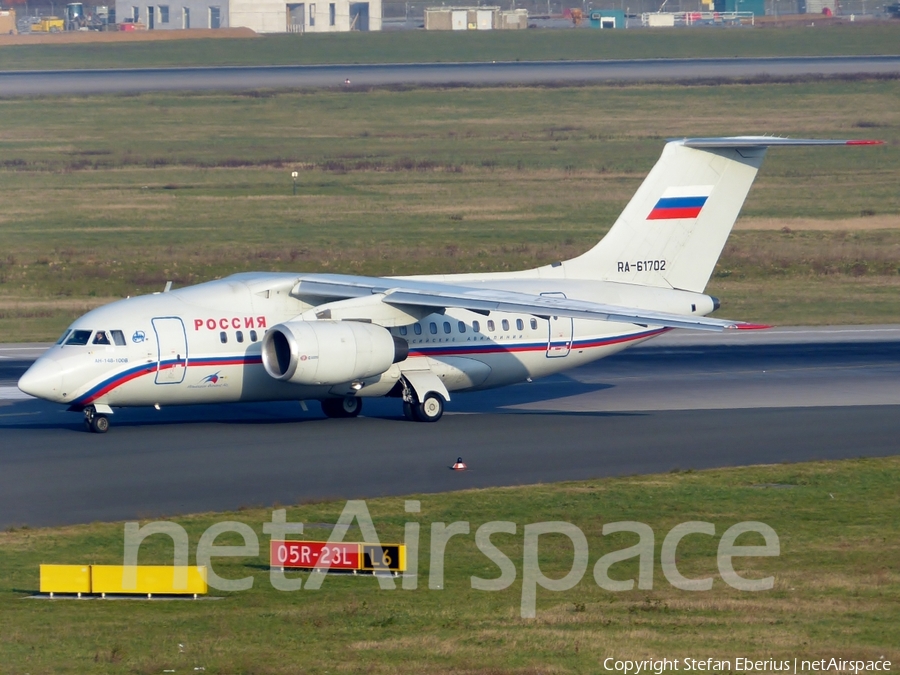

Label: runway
[2,56,900,96]
[1,325,899,529]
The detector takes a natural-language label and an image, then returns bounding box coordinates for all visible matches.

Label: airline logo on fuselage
[647,185,714,220]
[187,371,229,389]
[194,317,267,331]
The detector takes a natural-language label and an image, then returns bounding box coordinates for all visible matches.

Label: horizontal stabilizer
[676,137,883,148]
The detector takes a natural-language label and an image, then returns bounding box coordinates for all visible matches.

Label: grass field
[1,23,900,71]
[1,456,897,673]
[2,28,898,675]
[1,78,898,341]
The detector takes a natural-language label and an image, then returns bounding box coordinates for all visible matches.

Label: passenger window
[487,320,495,332]
[56,329,72,345]
[399,325,408,336]
[414,323,422,335]
[429,322,437,335]
[93,331,111,345]
[236,330,244,343]
[458,322,466,333]
[530,318,538,330]
[220,331,228,344]
[65,330,93,346]
[111,330,126,346]
[473,320,480,333]
[250,330,258,342]
[443,321,451,334]
[516,318,524,331]
[502,319,510,331]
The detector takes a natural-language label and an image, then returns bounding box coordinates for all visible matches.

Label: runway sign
[362,544,405,572]
[271,541,360,570]
[270,541,406,572]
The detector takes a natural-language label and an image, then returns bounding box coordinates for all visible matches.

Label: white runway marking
[0,387,33,400]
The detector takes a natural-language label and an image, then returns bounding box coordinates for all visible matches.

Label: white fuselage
[20,271,716,410]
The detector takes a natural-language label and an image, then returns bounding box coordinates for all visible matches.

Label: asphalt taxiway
[2,56,900,97]
[1,325,898,529]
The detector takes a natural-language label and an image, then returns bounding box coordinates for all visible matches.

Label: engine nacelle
[262,320,408,386]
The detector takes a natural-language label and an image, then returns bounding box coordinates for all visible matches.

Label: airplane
[18,136,881,432]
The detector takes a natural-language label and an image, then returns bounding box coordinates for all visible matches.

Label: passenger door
[542,292,573,358]
[152,317,188,384]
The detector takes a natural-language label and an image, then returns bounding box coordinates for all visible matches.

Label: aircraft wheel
[321,397,362,418]
[91,415,110,434]
[416,393,444,423]
[403,401,417,421]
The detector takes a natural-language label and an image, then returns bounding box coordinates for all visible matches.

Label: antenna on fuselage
[163,281,173,293]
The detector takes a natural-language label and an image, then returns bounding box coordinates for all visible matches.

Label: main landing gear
[402,392,444,423]
[83,405,110,434]
[319,387,446,423]
[321,397,362,419]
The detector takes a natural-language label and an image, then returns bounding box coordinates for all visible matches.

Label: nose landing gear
[83,405,110,434]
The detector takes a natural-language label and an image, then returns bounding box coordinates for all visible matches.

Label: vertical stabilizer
[561,137,879,293]
[563,140,764,292]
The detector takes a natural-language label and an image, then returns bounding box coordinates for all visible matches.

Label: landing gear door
[542,292,573,358]
[152,317,188,384]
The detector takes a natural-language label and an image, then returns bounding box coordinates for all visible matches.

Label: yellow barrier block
[91,565,208,596]
[40,565,91,595]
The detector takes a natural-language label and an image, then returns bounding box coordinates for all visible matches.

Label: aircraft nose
[18,358,64,401]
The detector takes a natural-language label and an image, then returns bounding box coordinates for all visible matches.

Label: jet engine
[261,320,408,386]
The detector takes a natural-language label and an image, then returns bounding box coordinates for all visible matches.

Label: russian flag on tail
[647,185,714,220]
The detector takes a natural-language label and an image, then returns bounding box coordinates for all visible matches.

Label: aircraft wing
[291,274,749,332]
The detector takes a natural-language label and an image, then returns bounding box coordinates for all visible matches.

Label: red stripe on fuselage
[81,365,157,404]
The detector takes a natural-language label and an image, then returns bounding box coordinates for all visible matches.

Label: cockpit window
[110,330,126,346]
[56,329,72,345]
[93,331,111,345]
[65,330,93,346]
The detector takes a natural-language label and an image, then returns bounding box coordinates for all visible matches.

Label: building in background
[0,7,17,33]
[714,0,766,16]
[802,0,838,14]
[424,6,526,29]
[115,0,381,32]
[588,9,624,27]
